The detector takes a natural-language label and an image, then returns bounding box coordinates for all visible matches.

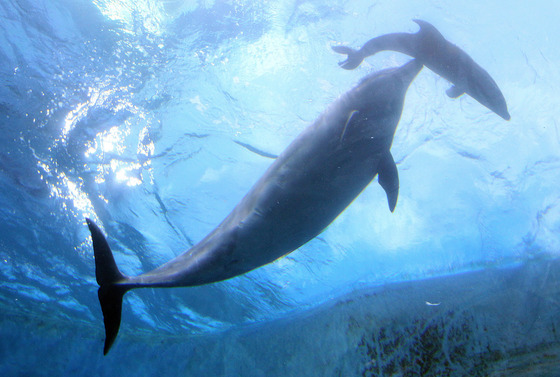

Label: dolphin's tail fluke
[86,218,130,355]
[98,284,127,355]
[331,45,363,70]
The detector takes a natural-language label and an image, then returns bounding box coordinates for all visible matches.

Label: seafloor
[2,258,559,376]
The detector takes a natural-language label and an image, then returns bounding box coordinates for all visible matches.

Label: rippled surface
[1,0,559,338]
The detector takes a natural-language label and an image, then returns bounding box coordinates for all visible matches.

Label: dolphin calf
[86,59,423,354]
[332,19,511,120]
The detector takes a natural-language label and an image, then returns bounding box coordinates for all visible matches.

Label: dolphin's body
[87,59,423,354]
[332,19,510,120]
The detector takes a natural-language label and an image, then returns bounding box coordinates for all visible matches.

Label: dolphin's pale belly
[232,122,386,270]
[135,105,393,288]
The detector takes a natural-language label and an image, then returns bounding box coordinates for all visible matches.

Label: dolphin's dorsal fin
[446,85,465,98]
[377,151,399,212]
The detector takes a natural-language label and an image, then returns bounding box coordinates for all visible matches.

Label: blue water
[1,0,560,375]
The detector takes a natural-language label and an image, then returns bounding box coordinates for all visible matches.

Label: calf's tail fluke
[331,45,363,70]
[86,218,130,355]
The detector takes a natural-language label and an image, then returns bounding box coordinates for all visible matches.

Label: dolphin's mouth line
[340,110,359,142]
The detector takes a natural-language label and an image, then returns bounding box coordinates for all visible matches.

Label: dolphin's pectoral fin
[446,85,465,99]
[234,140,278,159]
[377,151,399,212]
[331,45,363,70]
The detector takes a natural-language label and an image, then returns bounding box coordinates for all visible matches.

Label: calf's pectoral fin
[446,85,465,98]
[377,151,399,212]
[331,45,363,70]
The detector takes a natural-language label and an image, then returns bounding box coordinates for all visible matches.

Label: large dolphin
[332,19,511,120]
[86,59,422,355]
